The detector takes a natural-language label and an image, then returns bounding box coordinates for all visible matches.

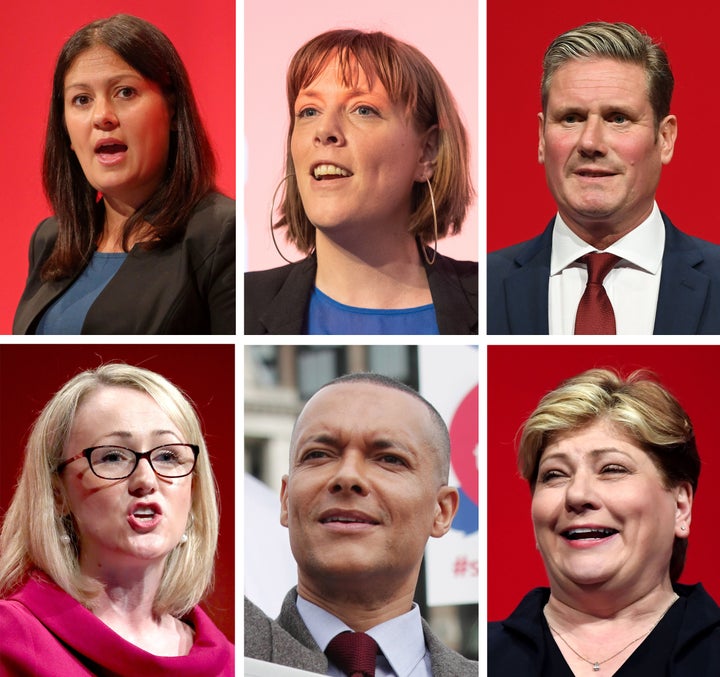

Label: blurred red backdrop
[0,344,234,641]
[0,1,235,334]
[488,4,720,252]
[488,345,720,621]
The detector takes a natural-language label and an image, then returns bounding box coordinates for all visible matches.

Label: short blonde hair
[0,363,219,618]
[275,29,474,253]
[518,368,699,581]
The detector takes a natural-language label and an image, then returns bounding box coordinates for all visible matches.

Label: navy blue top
[36,252,128,335]
[306,287,439,335]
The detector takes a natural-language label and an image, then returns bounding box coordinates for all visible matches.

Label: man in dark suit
[244,373,477,676]
[488,21,720,335]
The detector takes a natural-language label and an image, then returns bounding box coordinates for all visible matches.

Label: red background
[488,345,720,621]
[0,344,234,640]
[0,1,235,334]
[488,4,720,252]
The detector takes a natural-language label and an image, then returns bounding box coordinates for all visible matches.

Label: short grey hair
[541,22,674,129]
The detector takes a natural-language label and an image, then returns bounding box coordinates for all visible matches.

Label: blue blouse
[306,287,439,335]
[36,252,128,334]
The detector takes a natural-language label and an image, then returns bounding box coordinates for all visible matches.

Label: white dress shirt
[296,595,432,677]
[549,203,665,335]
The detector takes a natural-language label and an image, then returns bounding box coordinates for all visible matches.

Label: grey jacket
[245,590,478,676]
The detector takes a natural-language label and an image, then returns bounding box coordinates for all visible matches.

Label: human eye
[538,468,567,484]
[354,104,379,117]
[115,86,137,100]
[600,463,629,475]
[70,94,92,107]
[377,453,407,467]
[296,106,319,119]
[94,446,133,464]
[562,113,580,124]
[300,449,331,462]
[152,446,183,464]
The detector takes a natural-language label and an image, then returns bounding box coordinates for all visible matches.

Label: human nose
[563,470,600,513]
[93,96,119,130]
[313,110,345,147]
[127,457,158,495]
[328,450,369,496]
[577,116,607,158]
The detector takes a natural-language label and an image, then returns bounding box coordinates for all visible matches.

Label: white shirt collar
[550,203,665,275]
[296,595,427,676]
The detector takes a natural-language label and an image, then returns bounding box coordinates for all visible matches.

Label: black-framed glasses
[56,443,199,480]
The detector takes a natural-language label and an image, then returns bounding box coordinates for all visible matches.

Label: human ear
[674,481,693,538]
[658,114,677,165]
[279,475,290,528]
[416,124,439,182]
[537,112,546,165]
[430,485,459,538]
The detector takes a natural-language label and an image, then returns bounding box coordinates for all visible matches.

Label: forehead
[293,382,433,445]
[65,44,138,83]
[298,54,385,97]
[541,419,645,461]
[72,385,172,429]
[547,57,649,108]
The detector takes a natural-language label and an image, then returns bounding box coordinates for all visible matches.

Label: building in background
[244,345,478,660]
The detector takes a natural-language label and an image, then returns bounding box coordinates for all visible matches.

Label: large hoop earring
[422,177,438,266]
[270,175,298,264]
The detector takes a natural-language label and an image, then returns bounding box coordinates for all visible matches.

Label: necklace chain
[544,594,678,672]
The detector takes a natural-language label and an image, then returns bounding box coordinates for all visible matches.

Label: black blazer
[13,193,235,335]
[487,213,720,335]
[488,584,720,676]
[245,247,478,335]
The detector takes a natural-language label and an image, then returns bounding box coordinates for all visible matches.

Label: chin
[561,568,617,588]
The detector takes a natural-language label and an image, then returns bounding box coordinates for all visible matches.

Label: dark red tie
[325,631,378,677]
[574,252,621,335]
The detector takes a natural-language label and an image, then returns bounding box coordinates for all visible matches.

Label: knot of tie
[325,631,378,677]
[574,252,621,335]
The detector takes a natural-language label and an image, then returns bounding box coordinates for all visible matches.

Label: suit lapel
[275,588,328,673]
[259,257,317,334]
[13,278,71,335]
[502,225,553,334]
[654,218,709,334]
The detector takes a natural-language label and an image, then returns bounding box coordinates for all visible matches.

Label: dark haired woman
[244,29,476,335]
[13,14,235,335]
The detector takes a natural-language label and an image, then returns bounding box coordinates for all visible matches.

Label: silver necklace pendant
[592,662,600,671]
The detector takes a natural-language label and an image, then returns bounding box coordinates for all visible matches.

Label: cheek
[289,129,305,163]
[530,492,554,528]
[544,138,573,167]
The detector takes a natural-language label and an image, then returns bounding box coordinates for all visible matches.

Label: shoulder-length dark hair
[42,14,216,281]
[275,29,474,254]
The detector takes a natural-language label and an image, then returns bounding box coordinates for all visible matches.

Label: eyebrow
[64,73,143,92]
[296,431,415,455]
[95,429,180,443]
[296,86,377,100]
[299,432,338,447]
[539,447,632,466]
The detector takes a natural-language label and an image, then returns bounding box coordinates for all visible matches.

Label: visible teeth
[324,516,370,524]
[313,164,351,179]
[564,528,616,540]
[134,509,155,517]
